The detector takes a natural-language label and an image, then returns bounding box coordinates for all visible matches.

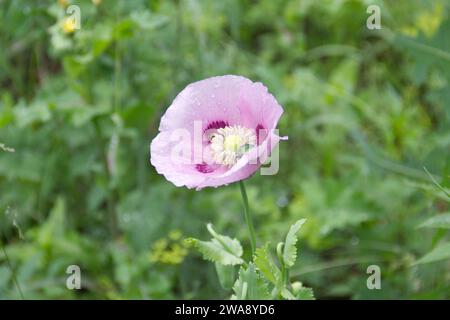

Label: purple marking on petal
[206,120,228,131]
[196,163,215,173]
[255,124,265,144]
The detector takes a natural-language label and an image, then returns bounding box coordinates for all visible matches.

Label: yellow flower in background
[400,26,418,38]
[149,231,189,265]
[168,229,182,241]
[416,2,444,38]
[152,238,168,252]
[92,0,102,6]
[400,2,444,38]
[61,17,77,34]
[58,0,69,7]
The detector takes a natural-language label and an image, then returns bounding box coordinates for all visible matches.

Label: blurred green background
[0,0,449,299]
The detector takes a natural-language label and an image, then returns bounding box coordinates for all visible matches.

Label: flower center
[210,125,257,166]
[223,135,243,152]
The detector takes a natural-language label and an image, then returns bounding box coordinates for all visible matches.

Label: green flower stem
[277,242,287,285]
[239,180,256,255]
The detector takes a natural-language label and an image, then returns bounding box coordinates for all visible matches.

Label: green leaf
[130,11,169,30]
[254,244,281,285]
[187,224,244,266]
[280,288,297,300]
[424,167,450,199]
[283,219,306,268]
[296,287,315,300]
[413,242,450,265]
[215,263,235,290]
[417,212,450,229]
[206,224,243,258]
[281,282,315,300]
[187,238,244,266]
[232,263,270,300]
[29,197,67,249]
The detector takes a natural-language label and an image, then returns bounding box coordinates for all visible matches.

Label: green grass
[0,0,449,299]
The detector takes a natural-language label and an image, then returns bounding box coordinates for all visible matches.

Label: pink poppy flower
[150,75,286,190]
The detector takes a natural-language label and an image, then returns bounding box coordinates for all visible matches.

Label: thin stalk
[239,181,256,255]
[0,235,24,299]
[276,242,286,284]
[113,0,121,113]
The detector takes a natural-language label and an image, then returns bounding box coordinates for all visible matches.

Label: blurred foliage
[0,0,449,299]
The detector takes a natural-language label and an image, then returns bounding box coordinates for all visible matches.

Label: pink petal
[159,75,249,133]
[150,131,206,188]
[236,81,284,132]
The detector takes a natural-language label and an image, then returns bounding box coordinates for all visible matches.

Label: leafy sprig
[189,219,314,300]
